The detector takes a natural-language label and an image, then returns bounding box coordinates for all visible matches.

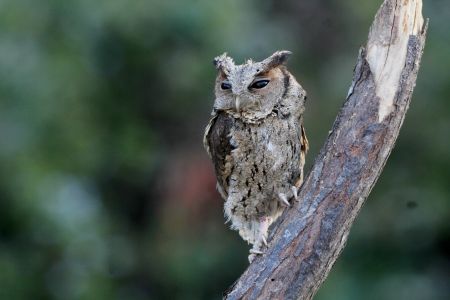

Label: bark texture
[224,0,428,299]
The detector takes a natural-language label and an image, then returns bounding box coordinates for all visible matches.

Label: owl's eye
[250,79,270,89]
[221,81,232,90]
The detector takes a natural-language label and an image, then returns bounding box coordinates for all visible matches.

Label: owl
[203,50,308,262]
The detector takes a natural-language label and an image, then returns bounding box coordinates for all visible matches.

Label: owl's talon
[262,236,268,246]
[278,193,290,206]
[249,249,264,255]
[248,254,257,263]
[248,254,254,263]
[248,246,264,263]
[291,186,299,200]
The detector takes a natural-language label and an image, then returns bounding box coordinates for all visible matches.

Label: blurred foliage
[0,0,449,299]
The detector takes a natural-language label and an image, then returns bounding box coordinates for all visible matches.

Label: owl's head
[212,50,304,121]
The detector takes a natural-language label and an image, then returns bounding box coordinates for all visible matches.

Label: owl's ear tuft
[212,55,224,68]
[263,50,292,70]
[213,53,234,75]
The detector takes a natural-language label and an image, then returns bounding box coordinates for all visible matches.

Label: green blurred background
[0,0,449,299]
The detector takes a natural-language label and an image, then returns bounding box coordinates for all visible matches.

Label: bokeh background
[0,0,449,299]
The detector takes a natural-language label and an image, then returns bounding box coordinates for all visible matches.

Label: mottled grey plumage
[204,51,308,261]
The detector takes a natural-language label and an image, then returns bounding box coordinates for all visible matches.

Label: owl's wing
[203,114,217,158]
[204,112,234,199]
[296,124,309,187]
[301,124,309,154]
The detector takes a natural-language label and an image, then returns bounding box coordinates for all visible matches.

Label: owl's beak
[235,97,241,112]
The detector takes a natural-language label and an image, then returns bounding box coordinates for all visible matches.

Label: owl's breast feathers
[204,111,309,201]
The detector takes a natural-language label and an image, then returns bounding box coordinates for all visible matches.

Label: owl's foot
[248,247,264,263]
[248,216,272,263]
[248,247,265,263]
[248,250,263,263]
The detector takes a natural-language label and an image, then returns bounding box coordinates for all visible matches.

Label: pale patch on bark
[366,0,424,122]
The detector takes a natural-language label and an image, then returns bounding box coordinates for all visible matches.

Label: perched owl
[203,51,308,262]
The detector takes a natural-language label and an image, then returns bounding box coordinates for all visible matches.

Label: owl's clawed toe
[249,249,264,255]
[278,193,290,206]
[248,249,264,263]
[291,186,299,201]
[248,254,255,263]
[261,235,268,246]
[278,188,301,206]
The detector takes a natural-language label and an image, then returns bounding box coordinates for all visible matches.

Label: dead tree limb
[224,0,428,299]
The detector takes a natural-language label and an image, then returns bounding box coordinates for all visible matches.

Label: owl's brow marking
[255,70,269,77]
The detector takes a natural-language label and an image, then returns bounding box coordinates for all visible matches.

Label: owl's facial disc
[213,51,293,118]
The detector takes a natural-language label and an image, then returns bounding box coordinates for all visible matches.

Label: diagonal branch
[224,0,428,299]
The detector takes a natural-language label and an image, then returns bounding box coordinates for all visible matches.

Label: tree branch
[224,0,428,299]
